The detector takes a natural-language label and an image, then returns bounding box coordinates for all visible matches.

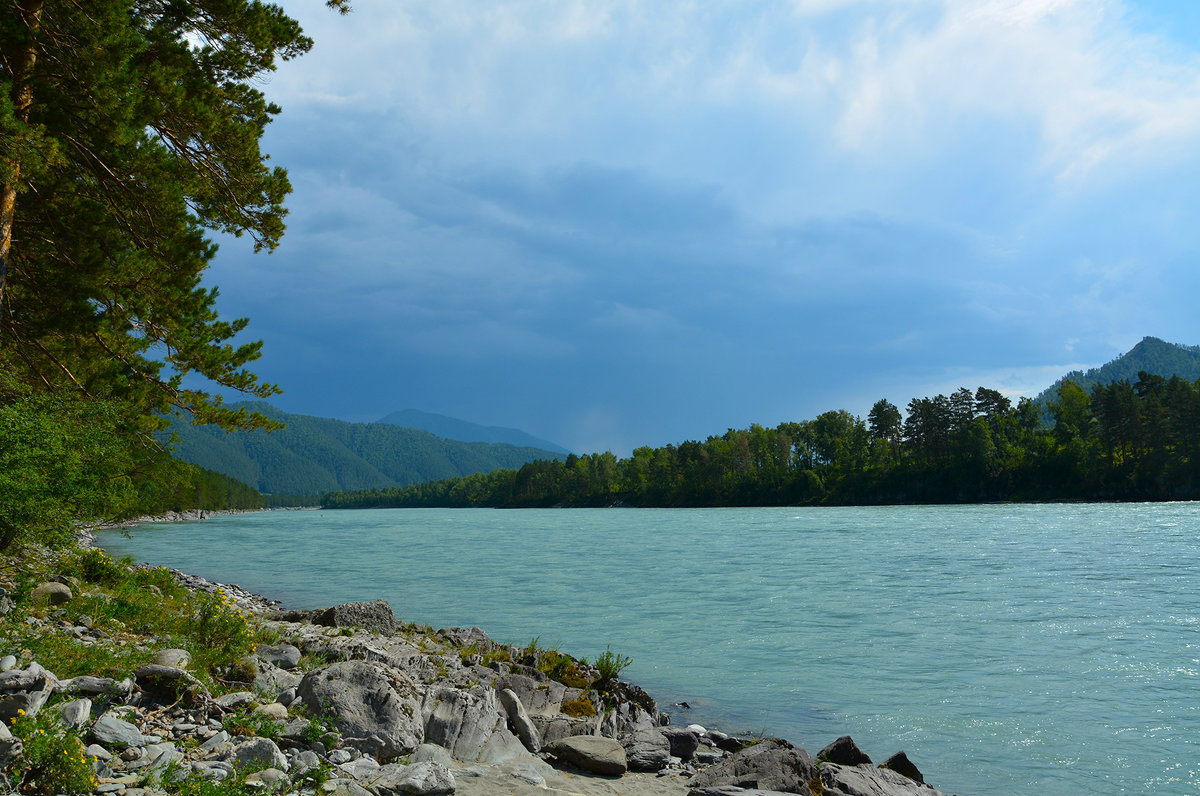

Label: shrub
[7,709,99,795]
[561,697,597,718]
[594,646,633,684]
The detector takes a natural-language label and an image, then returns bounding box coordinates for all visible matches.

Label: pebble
[0,655,15,671]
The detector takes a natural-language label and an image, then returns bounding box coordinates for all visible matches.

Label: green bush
[6,709,99,795]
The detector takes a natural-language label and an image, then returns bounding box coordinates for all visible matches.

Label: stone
[253,702,289,721]
[660,725,701,762]
[256,644,302,670]
[496,688,540,753]
[198,730,230,752]
[247,767,288,785]
[436,626,492,650]
[0,719,22,764]
[879,751,924,783]
[818,736,872,766]
[688,789,798,796]
[231,736,289,771]
[142,741,183,770]
[192,761,234,781]
[0,688,52,720]
[277,687,299,707]
[315,600,397,634]
[153,649,191,668]
[322,778,375,796]
[0,655,16,672]
[338,756,381,780]
[369,761,456,796]
[819,762,946,796]
[87,743,112,761]
[545,735,628,777]
[213,691,255,709]
[421,684,525,763]
[57,697,92,730]
[31,582,72,605]
[57,675,132,696]
[409,744,452,766]
[93,712,148,748]
[299,661,424,762]
[622,728,671,772]
[688,739,817,794]
[328,748,354,764]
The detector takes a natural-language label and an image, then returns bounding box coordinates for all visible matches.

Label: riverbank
[0,539,949,796]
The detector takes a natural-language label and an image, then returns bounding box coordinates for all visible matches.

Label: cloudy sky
[206,0,1200,454]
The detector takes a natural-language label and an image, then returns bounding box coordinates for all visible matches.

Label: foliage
[594,647,633,684]
[223,706,284,742]
[324,371,1200,508]
[162,401,566,496]
[2,547,269,687]
[5,709,98,795]
[0,397,141,551]
[561,697,597,718]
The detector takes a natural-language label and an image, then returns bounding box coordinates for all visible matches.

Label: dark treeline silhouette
[322,373,1200,509]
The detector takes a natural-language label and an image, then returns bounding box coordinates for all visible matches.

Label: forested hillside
[378,409,571,454]
[164,402,566,495]
[1035,337,1200,404]
[324,372,1200,509]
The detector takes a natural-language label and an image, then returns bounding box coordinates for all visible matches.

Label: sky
[205,0,1200,455]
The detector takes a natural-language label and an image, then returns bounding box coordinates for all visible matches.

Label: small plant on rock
[561,697,597,718]
[594,646,633,686]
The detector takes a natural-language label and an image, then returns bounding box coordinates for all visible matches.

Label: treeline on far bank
[322,373,1200,509]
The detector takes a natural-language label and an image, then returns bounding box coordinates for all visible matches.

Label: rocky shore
[1,550,952,796]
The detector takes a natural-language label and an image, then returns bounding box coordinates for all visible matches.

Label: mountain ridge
[162,401,564,495]
[1036,336,1200,403]
[377,408,571,454]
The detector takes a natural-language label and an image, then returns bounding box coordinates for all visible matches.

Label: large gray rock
[298,660,423,762]
[545,735,628,777]
[688,739,817,793]
[315,600,397,634]
[31,582,72,605]
[56,697,92,730]
[622,727,671,771]
[92,712,147,748]
[819,762,946,796]
[421,685,525,763]
[231,736,289,771]
[256,643,302,670]
[369,761,456,795]
[688,789,801,796]
[497,688,540,753]
[57,675,132,696]
[660,724,701,762]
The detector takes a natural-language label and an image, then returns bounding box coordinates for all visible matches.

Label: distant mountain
[1036,336,1200,404]
[162,402,565,496]
[377,408,571,455]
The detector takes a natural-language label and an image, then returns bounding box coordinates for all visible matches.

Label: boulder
[298,660,423,761]
[315,600,397,634]
[879,751,924,783]
[253,702,289,721]
[688,739,817,793]
[369,761,456,795]
[153,649,191,668]
[622,727,671,771]
[57,675,132,697]
[437,626,493,650]
[497,688,540,753]
[31,582,72,605]
[92,712,147,748]
[213,691,255,710]
[660,724,701,762]
[256,643,302,670]
[688,789,800,796]
[421,684,525,763]
[818,735,872,766]
[231,736,289,771]
[819,762,946,796]
[545,735,628,777]
[56,697,92,730]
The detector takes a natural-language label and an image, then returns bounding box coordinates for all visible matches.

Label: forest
[322,373,1200,509]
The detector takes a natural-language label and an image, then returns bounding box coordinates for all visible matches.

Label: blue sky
[206,0,1200,454]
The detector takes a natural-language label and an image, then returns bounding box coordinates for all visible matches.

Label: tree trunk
[0,0,45,318]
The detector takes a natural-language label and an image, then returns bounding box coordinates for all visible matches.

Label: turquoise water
[96,504,1200,795]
